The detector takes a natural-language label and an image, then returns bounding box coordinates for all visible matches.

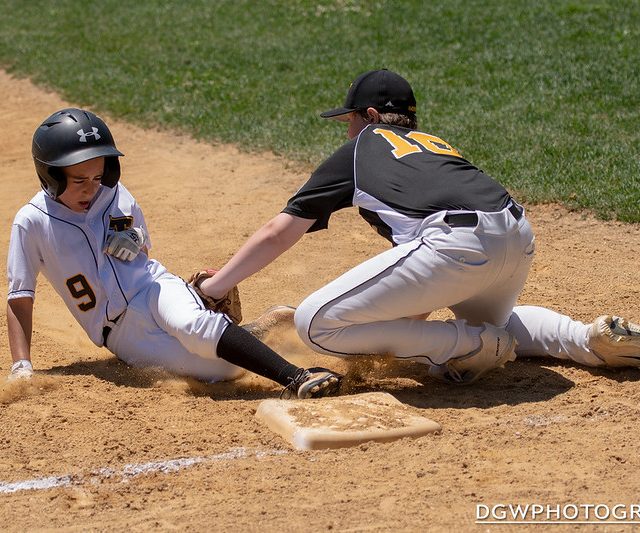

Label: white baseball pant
[104,272,244,381]
[295,206,535,365]
[508,305,601,366]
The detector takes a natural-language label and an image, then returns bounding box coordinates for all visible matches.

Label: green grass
[0,0,638,221]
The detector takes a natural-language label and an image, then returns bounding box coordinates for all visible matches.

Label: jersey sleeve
[7,222,41,300]
[282,140,356,232]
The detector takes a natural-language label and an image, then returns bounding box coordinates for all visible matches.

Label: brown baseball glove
[187,269,242,324]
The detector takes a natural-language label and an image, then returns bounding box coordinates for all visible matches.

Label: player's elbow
[259,213,312,252]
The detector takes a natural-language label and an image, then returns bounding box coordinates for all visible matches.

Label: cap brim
[47,146,124,167]
[319,107,354,121]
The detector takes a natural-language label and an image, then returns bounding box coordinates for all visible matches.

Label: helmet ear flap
[35,161,66,199]
[100,156,121,189]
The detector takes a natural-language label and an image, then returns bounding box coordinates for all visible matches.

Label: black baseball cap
[320,69,417,120]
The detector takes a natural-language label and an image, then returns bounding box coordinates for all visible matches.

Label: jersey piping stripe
[305,238,429,357]
[100,191,116,246]
[351,126,365,204]
[28,203,99,270]
[100,191,131,319]
[104,254,129,316]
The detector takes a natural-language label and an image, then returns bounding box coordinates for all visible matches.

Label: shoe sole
[297,374,342,399]
[590,316,640,366]
[610,316,640,338]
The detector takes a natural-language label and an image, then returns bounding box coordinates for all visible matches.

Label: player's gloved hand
[8,359,33,381]
[105,227,146,262]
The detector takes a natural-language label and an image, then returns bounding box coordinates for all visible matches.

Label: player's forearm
[201,213,314,299]
[7,298,34,362]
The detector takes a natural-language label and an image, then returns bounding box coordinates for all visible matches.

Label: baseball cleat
[281,367,343,399]
[428,323,517,384]
[588,315,640,367]
[242,305,296,340]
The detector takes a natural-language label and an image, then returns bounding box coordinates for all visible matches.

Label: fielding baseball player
[6,108,342,398]
[198,69,640,382]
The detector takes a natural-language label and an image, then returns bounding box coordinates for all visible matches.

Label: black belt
[102,312,124,347]
[443,202,523,228]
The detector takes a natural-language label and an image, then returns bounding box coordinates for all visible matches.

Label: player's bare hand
[105,227,146,261]
[8,359,33,381]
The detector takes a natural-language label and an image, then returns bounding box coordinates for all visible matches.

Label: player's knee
[294,301,343,353]
[294,301,315,346]
[172,311,229,359]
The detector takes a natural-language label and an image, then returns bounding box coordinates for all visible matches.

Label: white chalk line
[0,447,287,494]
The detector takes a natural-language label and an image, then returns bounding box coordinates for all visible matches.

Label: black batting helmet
[32,108,124,199]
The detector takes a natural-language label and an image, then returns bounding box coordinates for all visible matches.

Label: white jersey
[7,184,166,346]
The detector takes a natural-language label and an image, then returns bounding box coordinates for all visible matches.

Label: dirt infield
[1,70,639,531]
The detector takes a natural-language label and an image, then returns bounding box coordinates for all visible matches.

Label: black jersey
[283,124,512,244]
